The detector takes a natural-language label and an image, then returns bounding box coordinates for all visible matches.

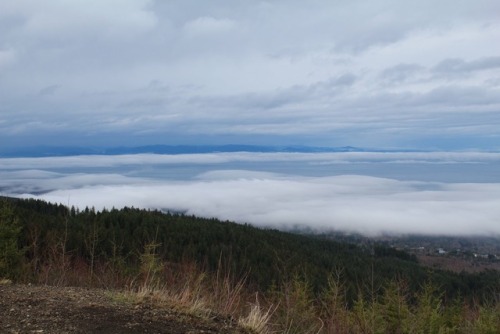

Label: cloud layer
[1,0,499,150]
[2,153,499,236]
[21,172,500,236]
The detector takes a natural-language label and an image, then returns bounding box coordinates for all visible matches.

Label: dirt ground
[0,283,250,334]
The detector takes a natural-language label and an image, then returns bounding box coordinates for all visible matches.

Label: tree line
[1,197,499,307]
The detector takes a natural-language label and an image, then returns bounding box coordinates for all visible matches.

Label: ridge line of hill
[0,144,424,157]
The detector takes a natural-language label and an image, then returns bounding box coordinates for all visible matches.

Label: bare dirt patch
[0,284,250,334]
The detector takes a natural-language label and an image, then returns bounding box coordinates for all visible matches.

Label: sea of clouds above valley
[1,152,499,236]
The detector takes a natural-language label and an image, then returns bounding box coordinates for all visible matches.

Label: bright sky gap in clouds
[1,2,500,236]
[1,0,500,150]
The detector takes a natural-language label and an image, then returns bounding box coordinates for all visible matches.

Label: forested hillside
[1,197,500,333]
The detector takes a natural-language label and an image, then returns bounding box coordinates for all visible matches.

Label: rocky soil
[0,283,250,334]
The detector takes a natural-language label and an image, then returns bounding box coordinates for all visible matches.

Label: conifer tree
[0,200,24,280]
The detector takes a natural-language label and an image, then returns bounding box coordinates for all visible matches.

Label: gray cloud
[1,1,499,150]
[38,84,60,96]
[380,63,424,83]
[433,57,500,74]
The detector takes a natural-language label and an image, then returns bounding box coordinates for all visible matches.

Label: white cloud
[1,0,157,39]
[1,151,500,170]
[20,173,500,236]
[183,17,236,36]
[0,152,500,171]
[1,152,499,236]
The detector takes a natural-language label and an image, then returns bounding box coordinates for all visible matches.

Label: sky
[1,1,500,235]
[1,0,500,150]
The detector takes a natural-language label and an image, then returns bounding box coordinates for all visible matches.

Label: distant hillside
[2,196,499,305]
[3,196,500,333]
[0,144,397,157]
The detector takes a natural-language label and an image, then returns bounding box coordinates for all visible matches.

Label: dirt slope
[0,284,250,334]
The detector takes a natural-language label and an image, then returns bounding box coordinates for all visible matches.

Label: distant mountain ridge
[0,144,383,157]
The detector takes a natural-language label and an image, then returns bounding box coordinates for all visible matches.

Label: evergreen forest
[1,197,500,333]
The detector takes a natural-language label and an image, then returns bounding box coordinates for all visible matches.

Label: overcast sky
[1,0,500,150]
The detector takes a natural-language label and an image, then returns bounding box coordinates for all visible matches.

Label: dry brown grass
[238,294,276,334]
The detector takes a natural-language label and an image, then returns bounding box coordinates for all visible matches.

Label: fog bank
[1,153,499,236]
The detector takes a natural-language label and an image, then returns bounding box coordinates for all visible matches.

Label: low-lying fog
[1,152,499,236]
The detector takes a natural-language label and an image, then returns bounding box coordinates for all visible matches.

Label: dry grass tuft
[0,278,13,285]
[238,294,275,334]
